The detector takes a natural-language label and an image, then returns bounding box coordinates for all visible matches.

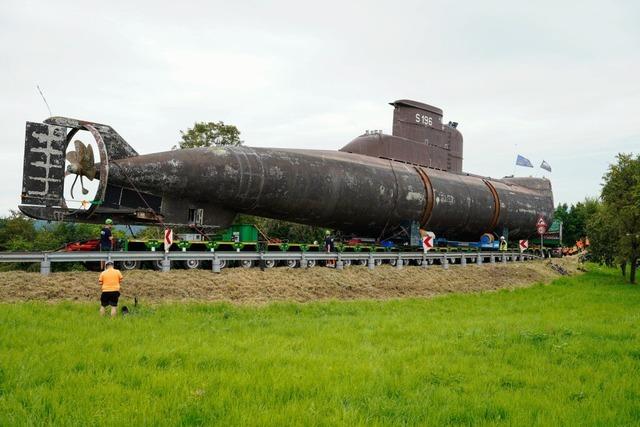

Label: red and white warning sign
[421,231,436,252]
[164,228,173,252]
[519,240,529,252]
[536,216,548,235]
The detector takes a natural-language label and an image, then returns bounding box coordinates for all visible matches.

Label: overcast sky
[1,0,639,215]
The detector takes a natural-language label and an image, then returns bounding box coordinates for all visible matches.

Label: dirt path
[0,257,580,304]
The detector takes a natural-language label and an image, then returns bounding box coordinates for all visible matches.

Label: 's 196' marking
[415,113,433,126]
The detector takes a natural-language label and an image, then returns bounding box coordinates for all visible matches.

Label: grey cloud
[1,0,639,214]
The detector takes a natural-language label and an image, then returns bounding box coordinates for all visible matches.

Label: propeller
[65,140,96,199]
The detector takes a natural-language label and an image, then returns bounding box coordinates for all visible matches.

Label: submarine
[19,99,554,241]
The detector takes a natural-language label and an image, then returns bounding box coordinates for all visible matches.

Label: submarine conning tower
[340,99,463,172]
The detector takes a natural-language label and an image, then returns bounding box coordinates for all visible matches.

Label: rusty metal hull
[108,147,426,236]
[108,146,554,239]
[18,99,555,240]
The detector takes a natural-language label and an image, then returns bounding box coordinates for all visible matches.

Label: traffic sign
[536,216,548,235]
[422,231,435,252]
[519,240,529,252]
[164,228,173,253]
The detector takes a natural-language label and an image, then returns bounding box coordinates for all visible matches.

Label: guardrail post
[490,254,495,264]
[368,254,375,270]
[396,254,403,270]
[442,255,449,270]
[520,253,526,262]
[300,253,307,269]
[501,253,507,263]
[421,254,428,269]
[461,256,467,267]
[161,254,170,272]
[336,254,344,270]
[40,254,50,276]
[212,254,221,273]
[476,254,482,265]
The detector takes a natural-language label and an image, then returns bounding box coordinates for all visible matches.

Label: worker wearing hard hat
[324,229,335,267]
[100,219,114,269]
[499,236,508,251]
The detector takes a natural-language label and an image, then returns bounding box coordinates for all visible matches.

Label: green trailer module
[217,224,259,243]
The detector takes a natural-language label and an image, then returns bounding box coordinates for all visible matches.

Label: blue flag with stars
[516,155,533,168]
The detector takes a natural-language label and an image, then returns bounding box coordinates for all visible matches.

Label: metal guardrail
[0,250,536,275]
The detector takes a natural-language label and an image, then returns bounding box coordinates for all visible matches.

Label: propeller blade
[74,140,86,160]
[79,144,95,174]
[80,175,89,195]
[84,166,97,180]
[66,151,78,164]
[70,174,79,199]
[86,144,94,166]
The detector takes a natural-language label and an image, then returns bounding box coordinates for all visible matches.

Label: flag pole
[512,144,517,176]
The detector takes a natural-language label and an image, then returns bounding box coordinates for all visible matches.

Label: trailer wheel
[374,259,382,266]
[183,259,200,270]
[264,259,276,268]
[151,260,170,270]
[342,259,351,267]
[306,260,316,268]
[286,260,298,268]
[414,259,423,266]
[240,260,253,268]
[118,260,139,271]
[219,259,227,269]
[357,259,367,266]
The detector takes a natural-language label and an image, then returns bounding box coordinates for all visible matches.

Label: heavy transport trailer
[62,224,543,271]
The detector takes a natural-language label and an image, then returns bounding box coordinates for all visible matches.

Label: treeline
[553,199,598,247]
[0,212,326,252]
[0,211,103,252]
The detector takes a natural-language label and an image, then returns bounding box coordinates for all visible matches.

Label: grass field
[1,264,639,426]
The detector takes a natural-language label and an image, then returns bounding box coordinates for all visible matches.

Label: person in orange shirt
[99,261,123,317]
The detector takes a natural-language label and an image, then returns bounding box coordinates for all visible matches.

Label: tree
[174,121,243,149]
[596,153,640,283]
[0,211,37,251]
[553,198,599,246]
[587,204,618,267]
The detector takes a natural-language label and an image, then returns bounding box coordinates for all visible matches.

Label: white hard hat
[500,236,505,240]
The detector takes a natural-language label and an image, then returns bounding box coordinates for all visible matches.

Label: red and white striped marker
[422,232,435,252]
[519,239,529,252]
[164,228,173,253]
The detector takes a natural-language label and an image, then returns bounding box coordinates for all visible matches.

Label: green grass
[1,265,639,426]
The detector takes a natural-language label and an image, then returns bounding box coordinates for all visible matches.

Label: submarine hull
[108,146,554,239]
